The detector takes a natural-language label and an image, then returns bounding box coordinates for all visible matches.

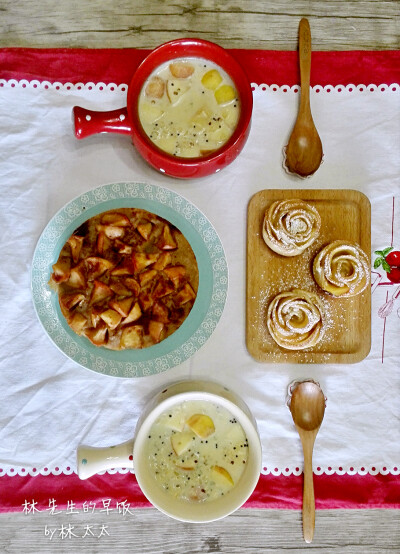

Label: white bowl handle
[77,438,135,480]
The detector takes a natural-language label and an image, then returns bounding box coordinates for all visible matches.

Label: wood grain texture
[0,0,399,49]
[1,508,399,553]
[246,189,371,363]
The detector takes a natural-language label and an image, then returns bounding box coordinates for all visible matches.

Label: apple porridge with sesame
[138,58,240,158]
[49,208,198,350]
[145,400,249,502]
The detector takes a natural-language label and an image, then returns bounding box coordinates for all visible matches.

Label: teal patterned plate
[31,182,228,378]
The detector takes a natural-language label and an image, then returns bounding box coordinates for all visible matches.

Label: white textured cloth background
[0,80,399,477]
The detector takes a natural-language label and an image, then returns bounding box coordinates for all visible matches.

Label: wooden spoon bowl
[285,18,323,177]
[289,380,326,543]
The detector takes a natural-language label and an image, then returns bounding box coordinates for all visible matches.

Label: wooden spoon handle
[302,436,316,543]
[298,18,312,111]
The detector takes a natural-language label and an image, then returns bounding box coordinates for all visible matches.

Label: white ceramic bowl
[77,380,262,522]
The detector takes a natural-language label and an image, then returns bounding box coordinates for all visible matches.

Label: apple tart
[267,289,325,350]
[313,240,370,297]
[262,199,321,257]
[49,208,198,350]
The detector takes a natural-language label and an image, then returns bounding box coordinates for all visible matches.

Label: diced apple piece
[161,410,185,432]
[136,221,153,240]
[101,212,130,227]
[191,107,212,130]
[187,414,215,438]
[90,307,103,328]
[109,296,134,317]
[149,320,164,343]
[68,312,88,334]
[85,257,114,280]
[208,121,232,144]
[211,466,234,486]
[152,301,169,324]
[120,325,144,349]
[214,84,237,105]
[122,301,142,325]
[153,279,175,299]
[139,292,154,312]
[178,146,200,158]
[124,278,141,296]
[201,69,223,90]
[60,293,85,312]
[67,235,84,264]
[102,225,125,240]
[153,252,172,270]
[100,309,123,330]
[89,280,113,305]
[166,80,191,105]
[109,281,131,296]
[169,62,194,79]
[171,431,195,456]
[157,225,177,250]
[174,283,196,306]
[96,231,111,256]
[67,266,86,289]
[111,265,131,276]
[164,265,187,288]
[140,102,164,124]
[139,269,158,287]
[221,104,240,129]
[145,76,165,99]
[131,252,159,273]
[156,136,177,154]
[51,258,71,284]
[85,324,108,346]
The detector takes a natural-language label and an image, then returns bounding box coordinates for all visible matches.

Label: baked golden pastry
[262,199,321,257]
[313,240,370,297]
[49,208,198,350]
[267,289,325,350]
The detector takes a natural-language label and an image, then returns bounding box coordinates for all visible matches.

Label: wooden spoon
[285,18,323,177]
[289,380,326,543]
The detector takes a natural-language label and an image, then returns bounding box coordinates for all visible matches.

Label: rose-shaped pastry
[262,199,321,256]
[267,289,325,350]
[313,240,370,297]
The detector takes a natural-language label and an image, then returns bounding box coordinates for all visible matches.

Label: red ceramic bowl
[73,38,253,179]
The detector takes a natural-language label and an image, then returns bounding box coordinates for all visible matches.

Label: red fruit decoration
[374,247,400,283]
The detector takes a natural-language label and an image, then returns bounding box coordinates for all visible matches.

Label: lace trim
[0,465,398,477]
[0,79,399,93]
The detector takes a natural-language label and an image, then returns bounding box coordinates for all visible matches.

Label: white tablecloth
[0,78,399,478]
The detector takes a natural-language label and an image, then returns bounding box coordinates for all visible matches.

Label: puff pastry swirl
[267,289,325,350]
[313,240,370,297]
[262,199,321,257]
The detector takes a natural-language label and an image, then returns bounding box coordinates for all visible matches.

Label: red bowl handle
[73,106,133,139]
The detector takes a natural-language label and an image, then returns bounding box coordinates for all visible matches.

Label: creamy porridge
[145,400,249,502]
[138,57,241,157]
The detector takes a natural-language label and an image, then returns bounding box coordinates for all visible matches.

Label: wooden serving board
[246,189,371,364]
